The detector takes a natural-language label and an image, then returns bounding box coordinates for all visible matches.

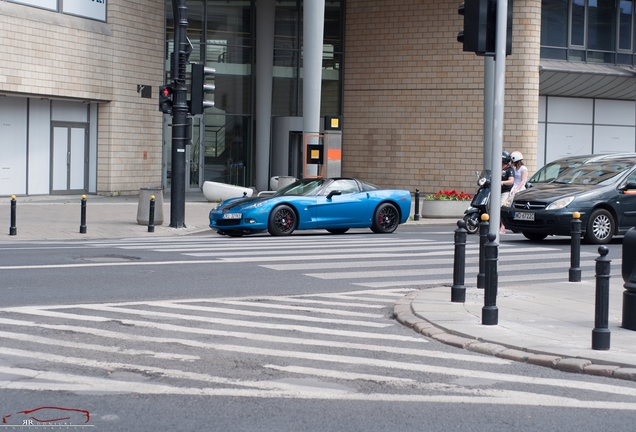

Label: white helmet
[510,151,524,163]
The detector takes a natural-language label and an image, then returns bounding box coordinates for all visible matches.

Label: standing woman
[510,151,528,197]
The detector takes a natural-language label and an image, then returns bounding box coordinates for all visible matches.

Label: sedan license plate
[223,213,242,220]
[513,211,534,221]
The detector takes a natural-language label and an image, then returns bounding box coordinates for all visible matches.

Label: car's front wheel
[585,208,615,244]
[268,205,297,236]
[371,203,399,234]
[522,232,547,241]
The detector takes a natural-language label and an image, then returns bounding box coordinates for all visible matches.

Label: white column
[254,0,276,191]
[303,0,325,177]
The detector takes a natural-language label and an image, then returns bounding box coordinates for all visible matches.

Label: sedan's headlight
[545,196,575,210]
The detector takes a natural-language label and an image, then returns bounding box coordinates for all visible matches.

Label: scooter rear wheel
[463,213,480,234]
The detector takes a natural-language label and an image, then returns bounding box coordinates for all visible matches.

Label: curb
[393,291,636,382]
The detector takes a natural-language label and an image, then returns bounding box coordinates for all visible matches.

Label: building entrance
[51,123,88,194]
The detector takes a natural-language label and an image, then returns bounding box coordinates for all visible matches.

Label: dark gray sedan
[501,157,636,244]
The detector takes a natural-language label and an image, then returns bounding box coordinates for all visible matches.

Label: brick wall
[0,0,165,195]
[343,0,541,195]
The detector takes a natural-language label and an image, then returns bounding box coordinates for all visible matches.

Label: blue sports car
[209,177,412,237]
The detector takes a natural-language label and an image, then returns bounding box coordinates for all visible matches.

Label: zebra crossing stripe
[0,330,199,361]
[5,307,421,342]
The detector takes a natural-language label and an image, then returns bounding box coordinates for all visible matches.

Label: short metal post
[592,246,611,350]
[148,195,156,233]
[477,213,490,289]
[414,189,420,221]
[79,195,87,234]
[9,195,17,236]
[621,227,636,331]
[569,211,581,282]
[482,232,499,325]
[451,219,467,303]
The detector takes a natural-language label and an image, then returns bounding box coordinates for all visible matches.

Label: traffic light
[457,0,512,56]
[189,63,215,115]
[159,85,173,114]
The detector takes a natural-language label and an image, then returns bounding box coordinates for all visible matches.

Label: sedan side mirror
[625,181,636,188]
[327,190,342,199]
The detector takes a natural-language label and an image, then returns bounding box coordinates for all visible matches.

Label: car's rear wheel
[326,228,349,234]
[522,232,547,241]
[463,213,480,234]
[371,203,399,234]
[268,205,297,236]
[585,208,614,244]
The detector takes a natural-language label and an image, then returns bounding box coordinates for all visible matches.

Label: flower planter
[421,200,470,218]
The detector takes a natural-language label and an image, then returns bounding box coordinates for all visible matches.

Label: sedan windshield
[273,179,327,196]
[553,160,634,185]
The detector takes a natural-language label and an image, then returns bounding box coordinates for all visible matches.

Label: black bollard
[9,195,17,236]
[569,211,581,282]
[592,246,611,350]
[482,232,499,325]
[451,219,467,303]
[79,195,87,234]
[414,189,420,221]
[148,195,156,233]
[621,227,636,331]
[477,213,490,289]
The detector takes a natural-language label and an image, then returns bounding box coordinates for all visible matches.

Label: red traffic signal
[159,85,174,114]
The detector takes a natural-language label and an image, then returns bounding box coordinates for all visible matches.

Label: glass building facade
[164,0,344,190]
[541,0,636,65]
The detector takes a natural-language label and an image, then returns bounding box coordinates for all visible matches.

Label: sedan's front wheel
[268,205,297,236]
[371,203,399,234]
[585,209,614,244]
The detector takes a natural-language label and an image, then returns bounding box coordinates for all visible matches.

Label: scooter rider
[501,151,514,202]
[500,151,515,233]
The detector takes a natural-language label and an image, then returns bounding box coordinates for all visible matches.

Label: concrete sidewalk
[395,280,636,380]
[1,192,452,241]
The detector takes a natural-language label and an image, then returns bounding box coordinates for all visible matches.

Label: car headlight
[243,201,267,210]
[545,196,574,210]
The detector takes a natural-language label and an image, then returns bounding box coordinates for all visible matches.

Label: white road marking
[0,330,198,361]
[261,252,597,271]
[140,301,388,326]
[5,308,421,342]
[1,347,636,406]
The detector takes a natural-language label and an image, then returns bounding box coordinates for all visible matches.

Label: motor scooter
[463,170,490,234]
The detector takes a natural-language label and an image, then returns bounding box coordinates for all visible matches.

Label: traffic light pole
[170,0,189,228]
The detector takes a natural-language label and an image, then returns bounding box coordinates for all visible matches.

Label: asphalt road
[1,227,634,431]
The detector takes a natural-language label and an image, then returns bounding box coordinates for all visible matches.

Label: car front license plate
[223,213,242,219]
[513,211,534,221]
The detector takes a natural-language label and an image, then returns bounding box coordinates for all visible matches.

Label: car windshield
[552,160,634,185]
[273,179,327,196]
[529,160,584,183]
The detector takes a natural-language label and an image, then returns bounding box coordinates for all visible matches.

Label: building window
[541,0,636,65]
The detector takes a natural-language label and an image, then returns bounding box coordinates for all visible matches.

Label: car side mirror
[623,181,636,191]
[327,190,342,199]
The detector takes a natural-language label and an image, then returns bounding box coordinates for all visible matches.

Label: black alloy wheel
[584,208,615,244]
[268,205,297,236]
[371,203,399,234]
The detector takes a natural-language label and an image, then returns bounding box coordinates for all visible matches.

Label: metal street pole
[489,0,508,239]
[169,0,189,228]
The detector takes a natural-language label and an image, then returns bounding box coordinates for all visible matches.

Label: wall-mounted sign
[63,0,106,22]
[7,0,57,11]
